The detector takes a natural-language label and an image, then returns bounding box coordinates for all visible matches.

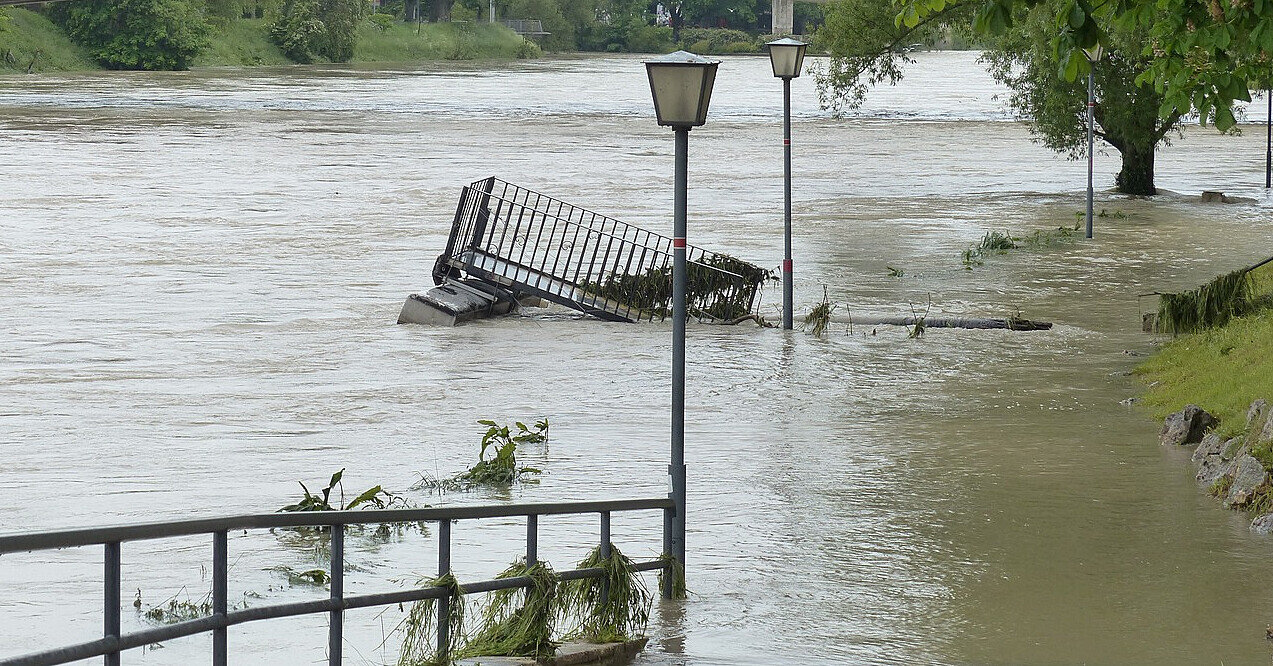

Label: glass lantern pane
[648,65,707,126]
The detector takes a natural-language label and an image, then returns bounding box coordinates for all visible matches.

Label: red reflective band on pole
[673,238,686,249]
[783,259,792,271]
[1088,102,1095,107]
[783,139,790,146]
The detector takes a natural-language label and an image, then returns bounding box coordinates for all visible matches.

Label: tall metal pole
[489,0,494,23]
[1086,68,1095,239]
[782,77,794,330]
[1265,90,1270,189]
[670,126,688,582]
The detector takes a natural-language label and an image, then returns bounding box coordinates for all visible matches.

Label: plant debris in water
[416,419,549,491]
[802,287,835,337]
[960,225,1080,269]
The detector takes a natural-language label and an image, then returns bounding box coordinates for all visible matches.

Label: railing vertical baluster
[104,541,121,666]
[526,514,538,565]
[661,507,674,599]
[599,512,611,605]
[437,519,452,660]
[212,530,228,666]
[329,524,344,666]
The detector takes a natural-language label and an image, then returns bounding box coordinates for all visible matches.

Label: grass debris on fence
[396,573,465,666]
[558,545,652,642]
[579,254,773,322]
[458,560,560,661]
[1156,269,1253,336]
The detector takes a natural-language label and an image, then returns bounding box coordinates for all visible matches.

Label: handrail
[0,497,672,553]
[0,497,676,666]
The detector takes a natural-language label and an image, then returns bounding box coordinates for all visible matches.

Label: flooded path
[2,52,1273,664]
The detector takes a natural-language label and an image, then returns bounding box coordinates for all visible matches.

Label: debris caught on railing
[398,178,772,326]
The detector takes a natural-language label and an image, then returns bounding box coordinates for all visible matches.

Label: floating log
[826,314,1052,331]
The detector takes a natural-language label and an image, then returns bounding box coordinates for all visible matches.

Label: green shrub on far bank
[0,8,96,72]
[270,0,362,63]
[50,0,209,70]
[679,27,761,54]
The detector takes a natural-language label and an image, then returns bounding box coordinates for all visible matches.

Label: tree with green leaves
[816,0,1185,194]
[50,0,209,70]
[896,0,1267,132]
[270,0,362,62]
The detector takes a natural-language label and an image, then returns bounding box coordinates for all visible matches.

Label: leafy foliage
[960,225,1079,269]
[49,0,209,70]
[802,286,835,336]
[416,418,549,490]
[895,0,1268,130]
[279,468,401,513]
[269,0,362,62]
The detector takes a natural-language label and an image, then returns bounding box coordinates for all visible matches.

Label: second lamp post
[644,50,719,599]
[1084,44,1104,239]
[767,37,808,330]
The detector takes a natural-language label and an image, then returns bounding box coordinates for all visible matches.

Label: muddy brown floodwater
[2,52,1273,665]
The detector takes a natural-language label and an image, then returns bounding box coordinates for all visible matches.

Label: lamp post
[767,37,808,331]
[1265,89,1270,188]
[644,50,719,599]
[1084,44,1104,239]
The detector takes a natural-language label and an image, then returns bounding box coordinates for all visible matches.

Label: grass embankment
[1137,261,1273,436]
[354,21,535,62]
[1,13,532,72]
[195,18,291,67]
[0,8,94,73]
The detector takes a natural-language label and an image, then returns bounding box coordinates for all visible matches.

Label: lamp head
[644,51,721,128]
[766,37,809,79]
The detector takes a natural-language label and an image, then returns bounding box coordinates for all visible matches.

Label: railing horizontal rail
[2,558,668,666]
[0,497,673,554]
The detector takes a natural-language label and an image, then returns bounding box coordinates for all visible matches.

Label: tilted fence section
[434,178,768,323]
[0,497,674,666]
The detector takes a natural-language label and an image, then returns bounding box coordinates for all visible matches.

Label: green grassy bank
[0,9,95,72]
[1137,260,1273,436]
[0,10,533,72]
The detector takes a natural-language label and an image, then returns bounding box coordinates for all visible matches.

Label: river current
[2,51,1273,665]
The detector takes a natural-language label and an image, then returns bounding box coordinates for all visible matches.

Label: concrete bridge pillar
[772,0,793,35]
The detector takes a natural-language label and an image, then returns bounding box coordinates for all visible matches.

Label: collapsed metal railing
[0,497,673,666]
[433,178,769,323]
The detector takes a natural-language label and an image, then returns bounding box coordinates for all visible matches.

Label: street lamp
[1265,88,1270,188]
[644,50,718,600]
[1083,43,1104,239]
[767,37,808,331]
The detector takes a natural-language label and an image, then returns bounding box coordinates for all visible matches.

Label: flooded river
[2,51,1273,665]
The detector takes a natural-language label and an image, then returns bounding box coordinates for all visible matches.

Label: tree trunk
[428,0,448,22]
[1115,140,1156,195]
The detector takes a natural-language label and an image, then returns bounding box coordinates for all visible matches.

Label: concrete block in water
[397,280,515,327]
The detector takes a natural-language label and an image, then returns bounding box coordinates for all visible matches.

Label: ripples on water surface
[2,52,1273,665]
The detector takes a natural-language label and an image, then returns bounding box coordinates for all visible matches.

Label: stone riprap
[1163,400,1273,532]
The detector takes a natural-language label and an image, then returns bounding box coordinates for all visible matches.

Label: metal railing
[435,178,766,323]
[499,19,549,36]
[0,497,674,666]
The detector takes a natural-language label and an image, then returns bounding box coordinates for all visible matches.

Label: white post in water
[644,51,719,599]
